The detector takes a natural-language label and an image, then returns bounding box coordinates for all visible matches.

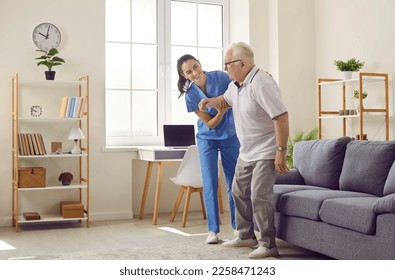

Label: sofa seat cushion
[273,184,326,211]
[279,189,374,221]
[293,137,351,190]
[319,197,379,235]
[339,140,395,197]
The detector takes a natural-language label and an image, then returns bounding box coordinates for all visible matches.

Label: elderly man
[199,42,289,259]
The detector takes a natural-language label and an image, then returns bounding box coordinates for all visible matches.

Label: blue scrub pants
[197,134,240,233]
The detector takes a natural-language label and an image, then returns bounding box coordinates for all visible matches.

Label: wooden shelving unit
[11,74,90,231]
[318,72,389,140]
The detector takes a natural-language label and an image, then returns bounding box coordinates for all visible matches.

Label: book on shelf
[58,96,68,118]
[59,96,86,118]
[17,133,46,155]
[23,212,41,220]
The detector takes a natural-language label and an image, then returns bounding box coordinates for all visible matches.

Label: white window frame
[105,0,229,146]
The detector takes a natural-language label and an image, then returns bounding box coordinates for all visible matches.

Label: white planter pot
[343,71,353,80]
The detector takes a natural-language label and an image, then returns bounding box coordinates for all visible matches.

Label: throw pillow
[373,194,395,214]
[339,141,395,197]
[293,137,351,189]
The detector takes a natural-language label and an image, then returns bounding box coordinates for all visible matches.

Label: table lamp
[68,127,85,154]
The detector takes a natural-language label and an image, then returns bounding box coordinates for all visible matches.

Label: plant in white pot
[353,89,368,112]
[334,58,364,80]
[35,48,65,80]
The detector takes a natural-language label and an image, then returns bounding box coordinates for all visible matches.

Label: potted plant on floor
[334,58,364,80]
[35,48,65,80]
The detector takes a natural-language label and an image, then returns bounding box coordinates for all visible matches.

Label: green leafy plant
[353,89,368,99]
[35,48,65,71]
[334,58,364,72]
[286,128,318,169]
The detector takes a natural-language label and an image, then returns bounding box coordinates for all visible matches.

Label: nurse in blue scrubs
[176,54,240,244]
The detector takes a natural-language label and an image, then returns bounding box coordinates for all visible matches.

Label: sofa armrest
[373,194,395,214]
[275,168,305,185]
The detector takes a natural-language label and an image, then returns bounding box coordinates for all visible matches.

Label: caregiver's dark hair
[176,54,198,98]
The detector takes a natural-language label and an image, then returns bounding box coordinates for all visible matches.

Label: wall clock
[32,23,61,51]
[30,105,43,118]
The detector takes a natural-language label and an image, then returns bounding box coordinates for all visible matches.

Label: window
[105,0,229,146]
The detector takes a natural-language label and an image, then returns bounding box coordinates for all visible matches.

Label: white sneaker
[248,246,279,259]
[222,237,258,247]
[206,232,219,244]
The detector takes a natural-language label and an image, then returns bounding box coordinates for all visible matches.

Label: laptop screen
[163,125,196,148]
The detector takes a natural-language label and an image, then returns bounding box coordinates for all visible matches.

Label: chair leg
[198,190,207,220]
[218,185,224,214]
[181,187,193,227]
[169,187,185,222]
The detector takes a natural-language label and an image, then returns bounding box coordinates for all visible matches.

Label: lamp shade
[68,127,85,140]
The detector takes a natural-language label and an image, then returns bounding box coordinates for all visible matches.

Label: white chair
[169,145,223,227]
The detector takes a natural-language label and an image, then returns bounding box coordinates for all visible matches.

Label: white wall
[315,0,394,140]
[0,0,134,226]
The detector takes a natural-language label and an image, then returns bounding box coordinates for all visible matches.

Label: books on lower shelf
[18,133,47,155]
[59,96,87,118]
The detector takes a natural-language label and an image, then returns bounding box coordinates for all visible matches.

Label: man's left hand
[275,152,289,174]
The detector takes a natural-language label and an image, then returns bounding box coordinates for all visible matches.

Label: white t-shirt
[224,66,288,162]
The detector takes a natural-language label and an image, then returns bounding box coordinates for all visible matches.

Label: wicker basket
[18,167,46,188]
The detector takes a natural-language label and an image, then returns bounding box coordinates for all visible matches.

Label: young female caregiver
[176,54,240,244]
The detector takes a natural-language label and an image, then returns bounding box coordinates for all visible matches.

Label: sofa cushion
[383,162,395,195]
[319,197,379,235]
[275,169,305,185]
[373,194,395,214]
[293,137,351,190]
[273,184,326,211]
[279,189,374,221]
[339,141,395,197]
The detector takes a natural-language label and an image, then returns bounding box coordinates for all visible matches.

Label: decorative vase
[343,71,352,80]
[45,71,56,80]
[61,180,71,186]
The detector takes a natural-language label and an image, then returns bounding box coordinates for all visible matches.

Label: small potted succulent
[334,58,364,80]
[59,172,73,186]
[353,89,368,112]
[353,89,368,100]
[35,48,65,80]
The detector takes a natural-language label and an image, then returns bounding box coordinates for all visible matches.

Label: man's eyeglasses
[224,59,242,70]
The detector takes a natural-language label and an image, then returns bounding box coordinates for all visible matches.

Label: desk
[138,147,186,225]
[137,146,223,225]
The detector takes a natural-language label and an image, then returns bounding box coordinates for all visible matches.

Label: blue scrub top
[185,71,236,140]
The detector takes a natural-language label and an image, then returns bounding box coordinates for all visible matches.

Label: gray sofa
[274,137,395,259]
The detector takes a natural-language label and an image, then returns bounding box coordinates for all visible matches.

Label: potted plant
[35,48,65,80]
[353,89,368,100]
[58,172,73,186]
[334,58,364,80]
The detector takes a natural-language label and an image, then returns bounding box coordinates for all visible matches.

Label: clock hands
[38,32,48,39]
[46,25,50,37]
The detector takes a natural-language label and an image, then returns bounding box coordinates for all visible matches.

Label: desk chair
[169,145,224,227]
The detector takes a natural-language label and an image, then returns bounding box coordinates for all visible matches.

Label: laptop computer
[163,124,196,149]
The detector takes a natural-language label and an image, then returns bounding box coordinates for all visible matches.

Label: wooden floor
[0,211,330,260]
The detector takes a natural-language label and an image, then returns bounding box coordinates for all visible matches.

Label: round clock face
[32,23,61,51]
[30,105,43,118]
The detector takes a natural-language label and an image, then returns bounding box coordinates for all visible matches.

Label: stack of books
[18,133,46,155]
[58,96,87,118]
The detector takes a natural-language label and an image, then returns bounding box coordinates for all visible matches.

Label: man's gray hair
[226,42,254,63]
